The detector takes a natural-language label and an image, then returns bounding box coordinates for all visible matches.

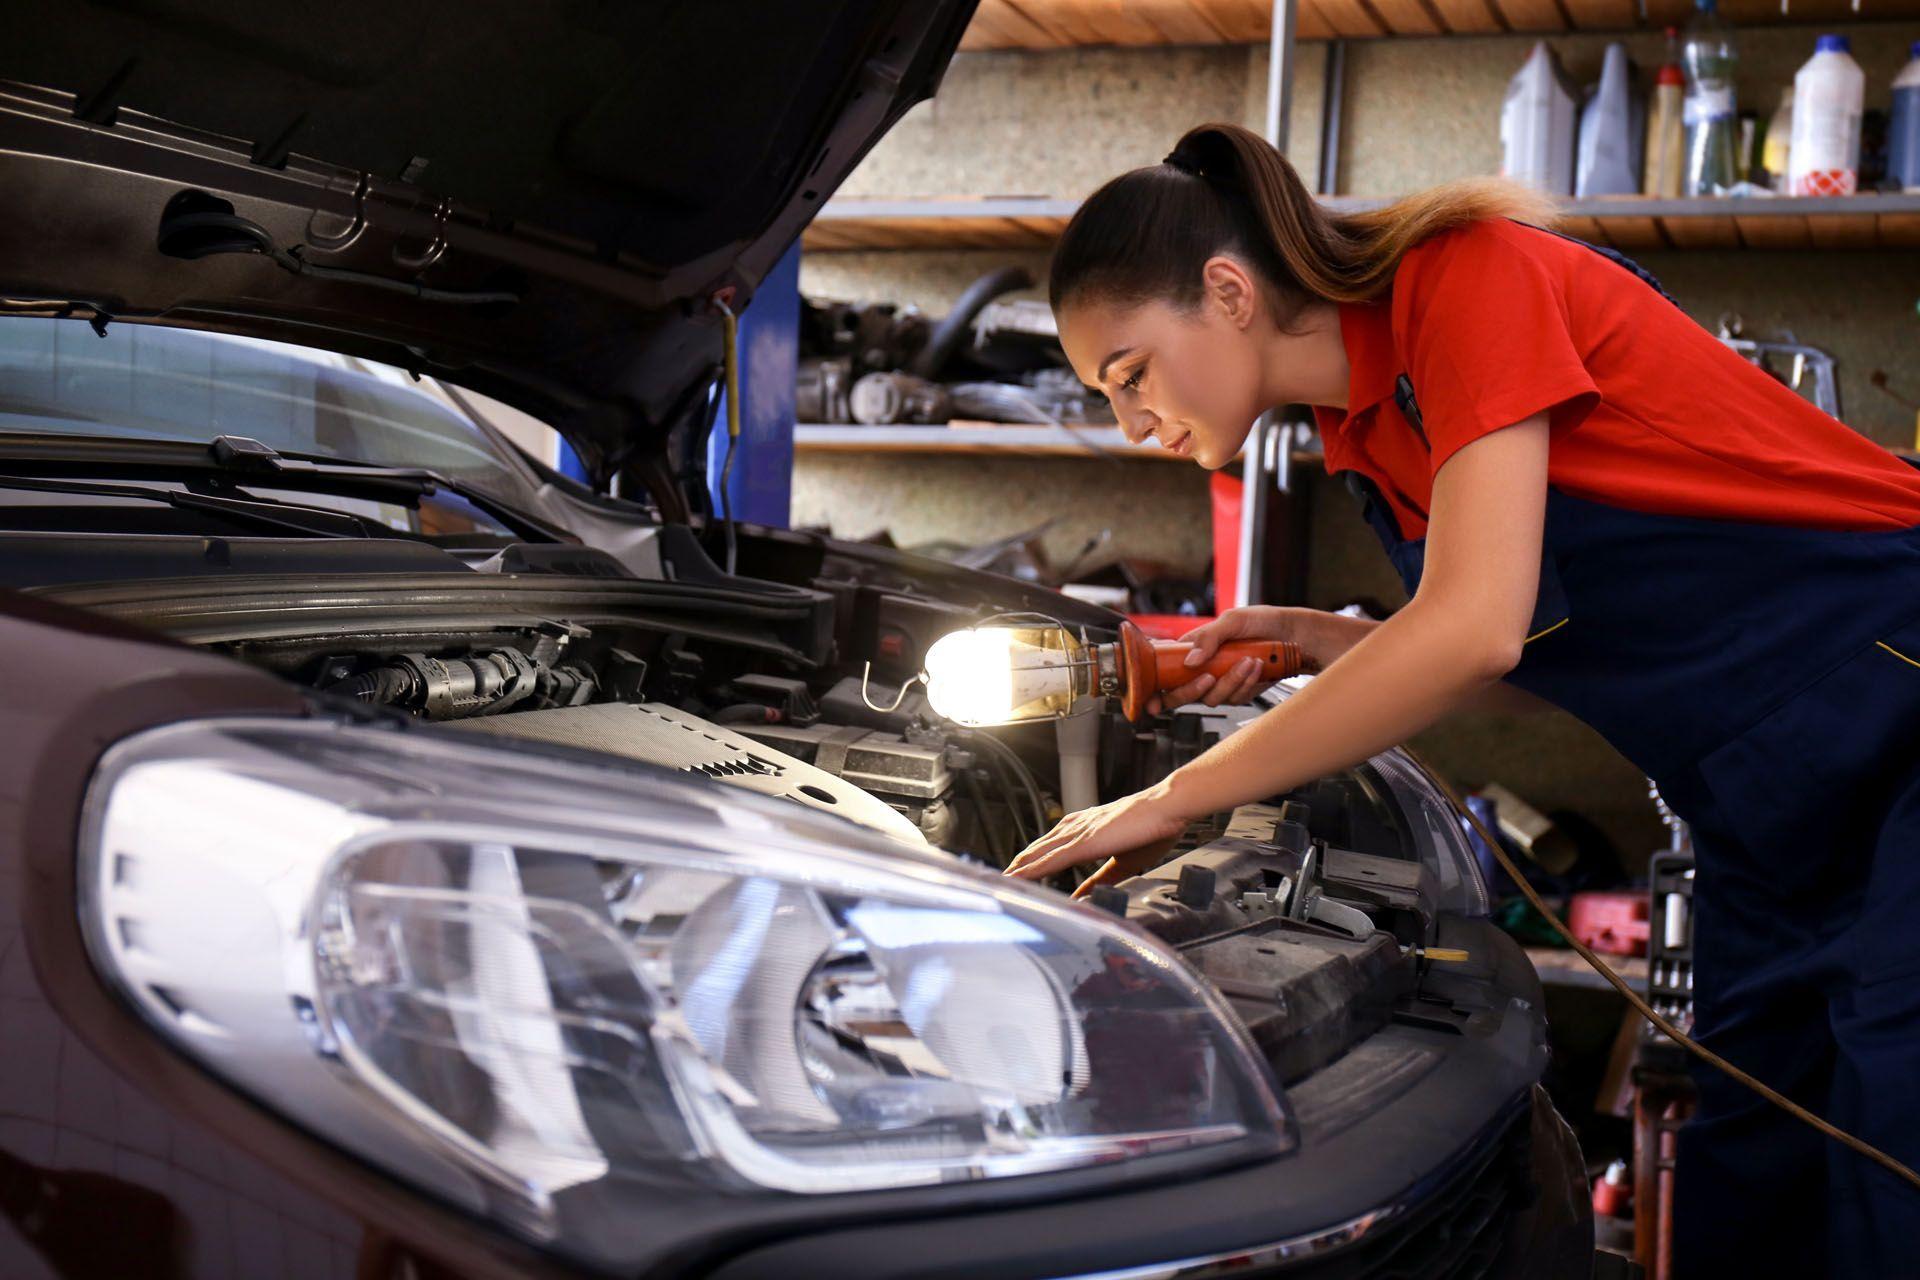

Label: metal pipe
[1265,0,1298,150]
[1318,40,1347,195]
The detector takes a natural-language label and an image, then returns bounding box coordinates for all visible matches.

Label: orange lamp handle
[1115,621,1306,720]
[1150,637,1304,692]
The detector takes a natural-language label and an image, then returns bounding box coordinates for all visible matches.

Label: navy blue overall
[1346,370,1920,1275]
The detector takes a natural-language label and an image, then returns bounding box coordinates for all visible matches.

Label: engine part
[733,719,957,845]
[328,649,549,719]
[1113,802,1433,947]
[446,701,928,846]
[796,355,853,423]
[850,371,953,425]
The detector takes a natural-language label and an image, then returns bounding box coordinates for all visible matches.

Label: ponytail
[1049,121,1556,320]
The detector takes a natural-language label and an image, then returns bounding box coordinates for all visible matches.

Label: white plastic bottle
[1578,42,1644,196]
[1502,41,1577,195]
[1788,35,1865,196]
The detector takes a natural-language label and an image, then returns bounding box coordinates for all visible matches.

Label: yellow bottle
[1645,61,1686,196]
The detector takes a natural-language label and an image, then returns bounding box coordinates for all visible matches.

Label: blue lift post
[556,242,800,523]
[707,242,801,528]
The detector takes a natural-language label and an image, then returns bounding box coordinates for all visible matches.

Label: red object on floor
[1592,1161,1632,1218]
[1126,472,1244,639]
[1567,890,1652,957]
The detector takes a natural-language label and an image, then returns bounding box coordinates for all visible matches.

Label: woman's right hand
[1147,606,1373,713]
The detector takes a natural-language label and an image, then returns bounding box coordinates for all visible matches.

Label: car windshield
[0,316,538,500]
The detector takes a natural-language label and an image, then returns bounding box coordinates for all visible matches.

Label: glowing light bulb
[923,625,1084,726]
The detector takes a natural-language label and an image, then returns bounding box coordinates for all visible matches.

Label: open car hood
[0,1,975,483]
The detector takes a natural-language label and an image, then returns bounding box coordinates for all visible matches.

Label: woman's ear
[1200,256,1260,329]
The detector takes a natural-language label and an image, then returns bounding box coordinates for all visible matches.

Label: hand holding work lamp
[919,617,1308,727]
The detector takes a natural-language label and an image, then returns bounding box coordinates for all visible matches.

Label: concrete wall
[796,26,1920,865]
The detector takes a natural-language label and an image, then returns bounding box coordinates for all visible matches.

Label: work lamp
[922,616,1306,727]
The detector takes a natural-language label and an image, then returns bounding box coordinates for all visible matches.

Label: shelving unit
[960,0,1920,45]
[795,422,1330,463]
[803,192,1920,252]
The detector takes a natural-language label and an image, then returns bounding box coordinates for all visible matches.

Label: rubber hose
[328,666,413,705]
[908,266,1034,379]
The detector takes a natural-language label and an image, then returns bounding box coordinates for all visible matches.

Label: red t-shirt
[1312,219,1920,539]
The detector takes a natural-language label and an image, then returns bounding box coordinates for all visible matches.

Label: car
[0,4,1592,1278]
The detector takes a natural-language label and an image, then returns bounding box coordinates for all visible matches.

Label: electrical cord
[1414,752,1920,1197]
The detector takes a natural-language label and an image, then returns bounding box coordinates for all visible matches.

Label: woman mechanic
[1003,121,1920,1276]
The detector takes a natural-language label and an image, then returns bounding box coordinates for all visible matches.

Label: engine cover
[446,702,929,846]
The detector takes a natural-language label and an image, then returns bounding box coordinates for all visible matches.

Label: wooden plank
[960,3,1021,49]
[1293,0,1339,38]
[1194,0,1275,41]
[1128,0,1236,43]
[1490,0,1565,29]
[1594,214,1667,249]
[1018,0,1116,44]
[973,0,1071,47]
[1066,0,1176,44]
[1364,0,1444,34]
[1732,214,1812,250]
[800,222,863,251]
[1638,0,1693,25]
[1559,0,1635,26]
[1315,0,1389,36]
[1878,213,1920,248]
[1657,214,1740,248]
[1806,212,1878,250]
[1555,214,1614,246]
[998,0,1090,45]
[1425,0,1504,32]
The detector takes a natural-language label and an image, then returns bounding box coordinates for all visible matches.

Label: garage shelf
[802,192,1920,252]
[795,422,1325,464]
[960,0,1920,46]
[1525,946,1651,992]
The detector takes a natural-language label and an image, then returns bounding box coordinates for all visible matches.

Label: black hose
[326,666,413,705]
[909,266,1034,379]
[960,768,1009,867]
[967,730,1048,845]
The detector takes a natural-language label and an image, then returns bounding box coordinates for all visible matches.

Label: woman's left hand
[1003,785,1190,898]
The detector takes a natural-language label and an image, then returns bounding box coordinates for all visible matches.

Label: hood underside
[0,0,975,479]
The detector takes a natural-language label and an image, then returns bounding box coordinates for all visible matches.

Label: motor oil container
[1503,41,1577,195]
[1578,42,1644,196]
[1888,42,1920,191]
[1789,35,1865,196]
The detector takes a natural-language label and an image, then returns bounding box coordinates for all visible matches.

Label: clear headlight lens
[79,718,1286,1266]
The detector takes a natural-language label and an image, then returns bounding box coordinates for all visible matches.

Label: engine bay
[23,522,1493,1091]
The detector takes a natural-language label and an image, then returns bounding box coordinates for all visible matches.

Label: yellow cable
[1413,752,1920,1197]
[717,301,741,444]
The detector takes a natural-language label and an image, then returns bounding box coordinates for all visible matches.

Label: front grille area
[1276,1102,1531,1280]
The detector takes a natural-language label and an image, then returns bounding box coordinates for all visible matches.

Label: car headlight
[78,717,1287,1267]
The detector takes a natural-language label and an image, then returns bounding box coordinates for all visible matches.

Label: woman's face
[1057,262,1276,469]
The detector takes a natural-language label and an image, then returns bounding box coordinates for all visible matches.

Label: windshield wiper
[0,473,407,540]
[0,434,570,542]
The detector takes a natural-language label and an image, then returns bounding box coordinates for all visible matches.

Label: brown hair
[1049,121,1556,323]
